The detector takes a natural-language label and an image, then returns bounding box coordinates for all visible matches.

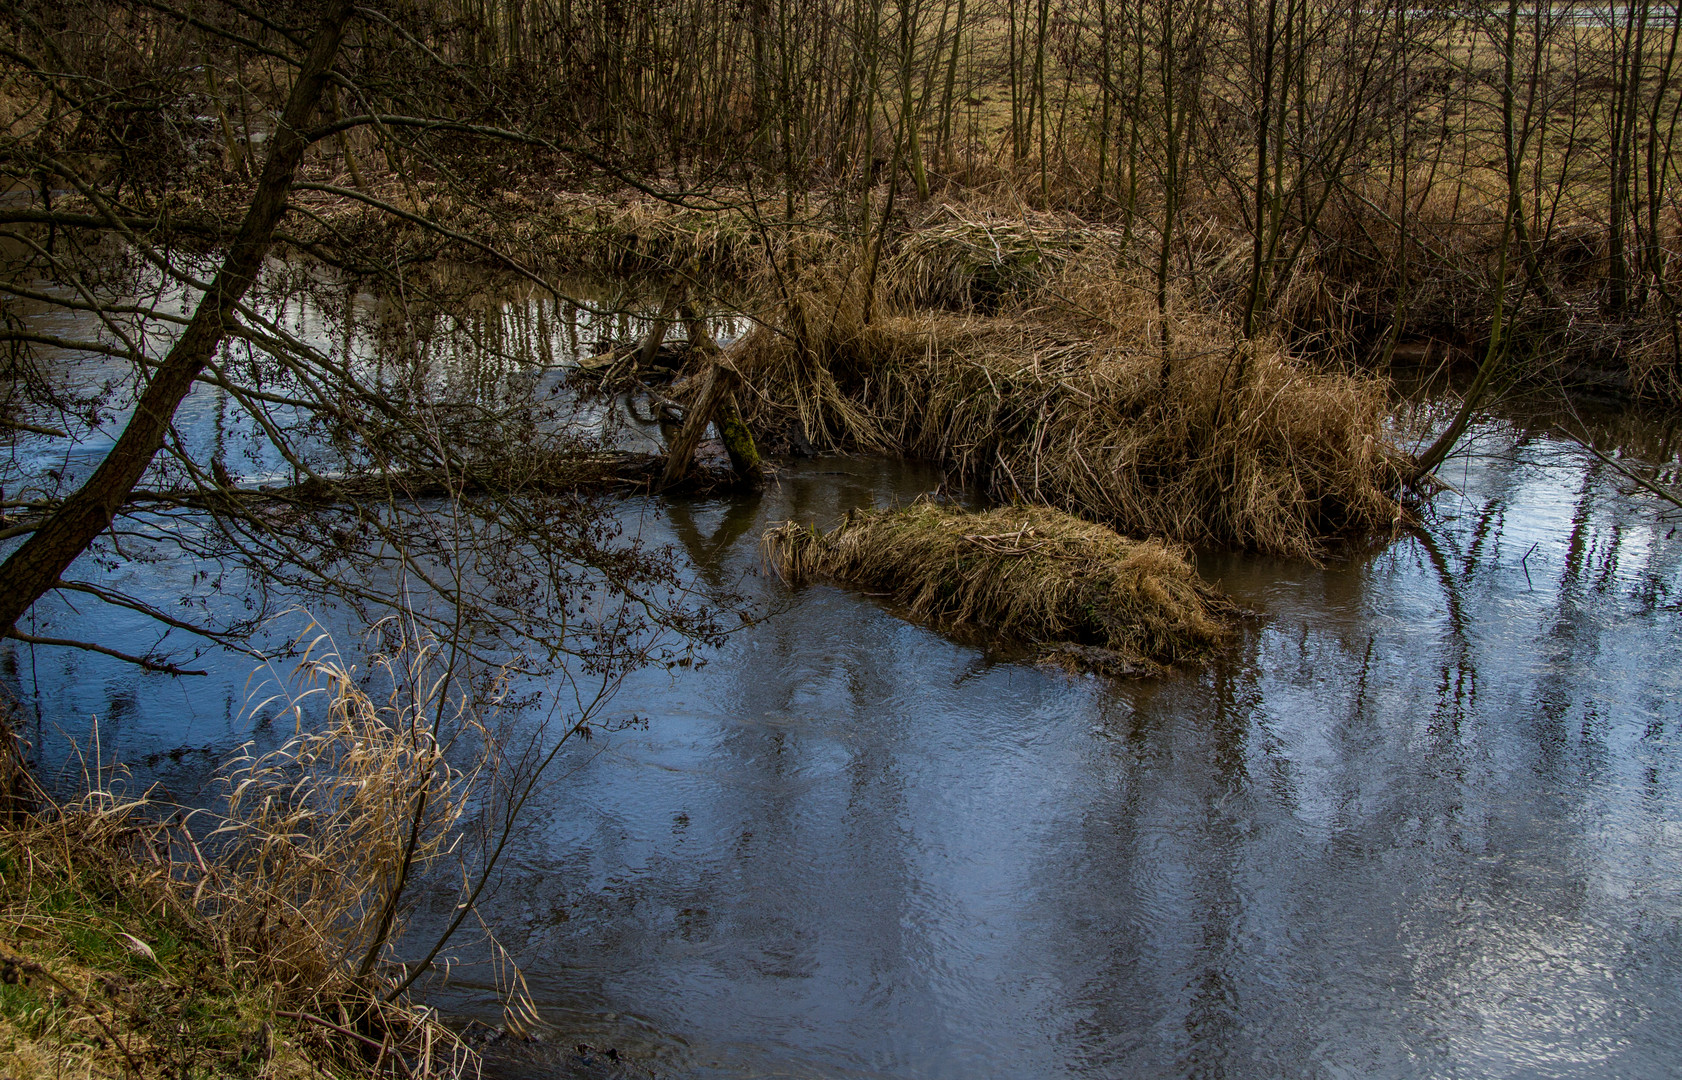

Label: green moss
[715,397,762,480]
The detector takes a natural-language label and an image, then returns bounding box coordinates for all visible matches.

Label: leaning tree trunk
[0,0,355,639]
[660,305,762,488]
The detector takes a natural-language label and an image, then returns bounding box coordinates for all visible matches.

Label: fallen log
[0,453,742,532]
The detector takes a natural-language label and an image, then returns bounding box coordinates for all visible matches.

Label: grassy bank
[88,161,1682,410]
[0,642,487,1080]
[0,803,331,1080]
[718,249,1408,560]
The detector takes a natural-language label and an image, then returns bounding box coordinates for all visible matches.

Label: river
[4,273,1681,1079]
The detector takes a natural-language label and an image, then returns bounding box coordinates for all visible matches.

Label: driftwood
[575,341,689,375]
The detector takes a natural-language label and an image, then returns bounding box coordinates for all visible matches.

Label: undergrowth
[0,803,326,1080]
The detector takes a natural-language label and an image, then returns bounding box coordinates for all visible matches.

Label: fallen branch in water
[4,453,741,529]
[1556,427,1682,514]
[4,628,209,675]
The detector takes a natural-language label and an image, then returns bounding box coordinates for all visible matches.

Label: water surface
[436,430,1682,1080]
[5,267,1681,1078]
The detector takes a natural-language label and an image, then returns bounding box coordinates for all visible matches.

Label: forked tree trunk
[661,362,729,488]
[0,0,355,639]
[661,306,762,488]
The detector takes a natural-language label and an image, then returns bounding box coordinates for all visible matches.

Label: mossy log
[715,390,761,482]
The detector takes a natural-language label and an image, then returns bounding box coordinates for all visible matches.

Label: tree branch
[5,629,208,676]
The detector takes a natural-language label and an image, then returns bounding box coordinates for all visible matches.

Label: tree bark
[714,391,762,482]
[661,363,729,488]
[661,305,761,487]
[638,300,675,367]
[0,0,355,638]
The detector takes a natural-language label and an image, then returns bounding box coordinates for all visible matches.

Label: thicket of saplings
[5,0,1680,1075]
[19,0,1679,390]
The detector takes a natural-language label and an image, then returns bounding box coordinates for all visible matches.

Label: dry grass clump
[738,306,1408,560]
[887,205,1127,312]
[501,189,765,276]
[763,502,1234,671]
[0,636,488,1080]
[557,204,1408,559]
[209,639,477,1002]
[731,235,893,451]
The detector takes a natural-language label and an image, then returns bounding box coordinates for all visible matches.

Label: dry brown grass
[887,204,1129,312]
[0,632,491,1080]
[736,283,1409,559]
[156,178,778,281]
[762,502,1234,672]
[549,197,1408,559]
[210,636,478,1004]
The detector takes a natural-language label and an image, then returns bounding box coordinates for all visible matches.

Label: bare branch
[5,629,208,676]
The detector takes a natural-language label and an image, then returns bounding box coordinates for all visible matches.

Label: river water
[440,422,1682,1080]
[4,274,1682,1078]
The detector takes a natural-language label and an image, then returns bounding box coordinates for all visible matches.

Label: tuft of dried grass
[886,205,1128,312]
[209,635,479,1002]
[762,502,1234,672]
[738,306,1409,560]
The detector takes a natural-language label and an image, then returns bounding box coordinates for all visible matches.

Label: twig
[0,419,70,438]
[1556,427,1682,512]
[4,630,208,676]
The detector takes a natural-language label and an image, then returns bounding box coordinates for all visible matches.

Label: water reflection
[412,429,1682,1079]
